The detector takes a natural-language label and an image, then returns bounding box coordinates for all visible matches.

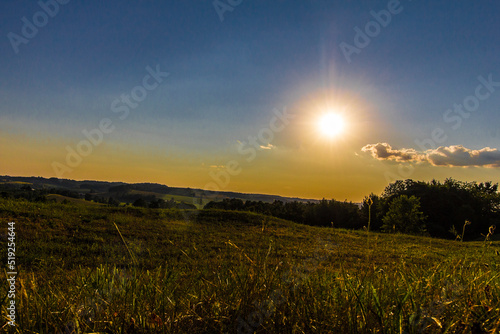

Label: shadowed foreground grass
[1,198,500,333]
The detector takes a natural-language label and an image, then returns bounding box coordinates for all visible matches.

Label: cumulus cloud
[362,143,500,167]
[361,143,425,162]
[426,145,500,167]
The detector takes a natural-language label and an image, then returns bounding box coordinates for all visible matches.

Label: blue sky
[1,1,500,201]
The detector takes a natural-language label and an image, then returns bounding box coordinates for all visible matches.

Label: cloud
[426,145,500,167]
[259,143,275,150]
[361,143,424,162]
[362,143,500,167]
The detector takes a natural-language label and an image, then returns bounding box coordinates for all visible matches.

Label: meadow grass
[1,198,500,333]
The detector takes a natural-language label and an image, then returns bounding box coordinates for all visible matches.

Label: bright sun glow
[318,112,345,139]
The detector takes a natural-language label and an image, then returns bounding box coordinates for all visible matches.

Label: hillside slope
[1,198,499,333]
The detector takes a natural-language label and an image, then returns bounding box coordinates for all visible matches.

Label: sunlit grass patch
[1,198,499,332]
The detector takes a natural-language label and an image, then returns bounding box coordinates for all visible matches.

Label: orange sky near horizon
[3,93,500,203]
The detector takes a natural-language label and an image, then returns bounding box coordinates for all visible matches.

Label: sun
[317,112,346,139]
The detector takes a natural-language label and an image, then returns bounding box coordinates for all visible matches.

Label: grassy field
[160,194,209,209]
[45,194,106,206]
[1,197,500,333]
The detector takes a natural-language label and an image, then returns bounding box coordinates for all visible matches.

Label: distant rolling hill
[0,175,320,209]
[46,194,105,206]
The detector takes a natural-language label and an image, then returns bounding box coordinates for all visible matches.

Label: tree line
[365,178,500,239]
[204,198,363,229]
[2,177,498,239]
[204,178,500,240]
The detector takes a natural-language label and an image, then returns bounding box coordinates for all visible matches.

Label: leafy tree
[379,178,500,238]
[132,198,148,208]
[382,195,427,234]
[21,184,33,191]
[149,198,175,209]
[108,197,120,207]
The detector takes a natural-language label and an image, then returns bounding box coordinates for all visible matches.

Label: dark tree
[381,195,427,234]
[379,178,500,239]
[132,198,148,208]
[108,197,120,207]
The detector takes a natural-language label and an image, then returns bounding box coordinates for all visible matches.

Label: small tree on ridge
[382,195,426,234]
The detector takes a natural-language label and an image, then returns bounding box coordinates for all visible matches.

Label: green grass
[118,189,208,208]
[160,194,208,209]
[46,194,105,206]
[1,198,499,333]
[0,181,32,185]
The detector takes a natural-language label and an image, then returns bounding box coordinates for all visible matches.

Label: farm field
[1,197,500,333]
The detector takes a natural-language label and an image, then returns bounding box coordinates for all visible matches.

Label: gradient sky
[1,1,500,201]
